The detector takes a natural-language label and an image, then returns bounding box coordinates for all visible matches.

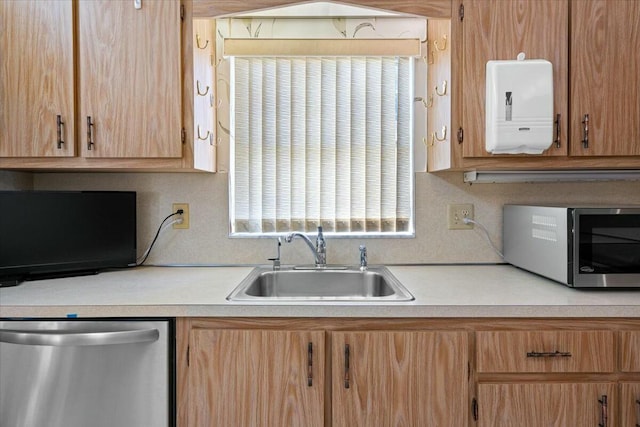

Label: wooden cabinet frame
[177,317,640,427]
[0,0,215,172]
[442,0,640,171]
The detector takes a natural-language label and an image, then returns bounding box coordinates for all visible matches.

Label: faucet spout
[285,226,327,268]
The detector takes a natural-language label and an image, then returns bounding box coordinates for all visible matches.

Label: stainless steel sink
[227,266,414,302]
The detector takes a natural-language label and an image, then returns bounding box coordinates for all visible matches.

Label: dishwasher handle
[0,328,159,347]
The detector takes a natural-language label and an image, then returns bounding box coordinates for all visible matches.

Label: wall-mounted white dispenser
[485,53,553,154]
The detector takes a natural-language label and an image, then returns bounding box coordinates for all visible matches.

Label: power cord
[463,217,504,259]
[137,209,184,266]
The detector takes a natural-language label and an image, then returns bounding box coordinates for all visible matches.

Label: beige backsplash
[2,170,639,266]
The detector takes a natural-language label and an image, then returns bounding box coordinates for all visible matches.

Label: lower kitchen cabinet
[178,319,469,427]
[177,318,640,427]
[620,331,640,427]
[476,382,615,427]
[331,331,468,426]
[186,328,325,427]
[474,326,638,427]
[620,383,640,427]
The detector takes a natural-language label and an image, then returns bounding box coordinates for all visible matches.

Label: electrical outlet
[447,203,474,230]
[172,203,189,229]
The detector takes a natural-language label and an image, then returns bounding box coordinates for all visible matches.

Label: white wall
[15,171,638,266]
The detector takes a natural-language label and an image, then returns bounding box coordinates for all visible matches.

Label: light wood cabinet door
[78,0,182,158]
[621,331,640,372]
[620,383,640,427]
[570,0,640,156]
[460,0,568,158]
[331,330,468,427]
[477,382,616,427]
[187,329,325,427]
[1,0,75,157]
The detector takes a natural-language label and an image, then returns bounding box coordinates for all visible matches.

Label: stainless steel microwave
[503,205,640,288]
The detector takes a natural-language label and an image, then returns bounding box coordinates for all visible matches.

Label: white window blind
[230,55,414,236]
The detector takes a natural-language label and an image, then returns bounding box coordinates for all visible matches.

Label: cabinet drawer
[621,331,640,372]
[476,331,615,373]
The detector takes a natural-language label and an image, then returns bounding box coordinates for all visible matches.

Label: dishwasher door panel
[0,320,171,427]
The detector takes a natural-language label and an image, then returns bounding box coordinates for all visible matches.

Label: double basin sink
[227,265,414,302]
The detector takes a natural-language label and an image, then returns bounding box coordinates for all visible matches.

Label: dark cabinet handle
[526,350,572,358]
[307,342,313,387]
[86,116,95,150]
[554,113,561,148]
[56,115,65,149]
[598,395,607,427]
[635,399,640,427]
[581,113,589,148]
[344,344,350,389]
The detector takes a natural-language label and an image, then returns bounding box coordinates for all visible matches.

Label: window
[219,11,426,237]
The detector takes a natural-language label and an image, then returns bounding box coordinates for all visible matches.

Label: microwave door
[574,210,640,287]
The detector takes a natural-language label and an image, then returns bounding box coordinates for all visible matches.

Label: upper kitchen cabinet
[570,0,640,157]
[0,0,75,157]
[77,0,182,159]
[459,0,569,159]
[431,0,640,171]
[0,0,215,171]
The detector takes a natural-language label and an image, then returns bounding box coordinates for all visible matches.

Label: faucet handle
[359,245,367,270]
[268,237,282,270]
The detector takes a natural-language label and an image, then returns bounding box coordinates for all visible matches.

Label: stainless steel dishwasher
[0,318,174,427]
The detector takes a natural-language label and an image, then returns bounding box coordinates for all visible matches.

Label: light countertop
[1,265,639,318]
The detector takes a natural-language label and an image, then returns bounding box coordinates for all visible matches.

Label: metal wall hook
[196,125,210,141]
[414,94,433,109]
[196,80,210,96]
[435,80,448,96]
[196,34,209,50]
[434,34,447,51]
[422,41,434,65]
[425,49,435,65]
[431,126,447,145]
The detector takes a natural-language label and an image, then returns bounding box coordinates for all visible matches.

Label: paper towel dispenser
[485,53,553,154]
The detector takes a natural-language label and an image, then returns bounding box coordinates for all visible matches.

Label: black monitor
[0,191,137,287]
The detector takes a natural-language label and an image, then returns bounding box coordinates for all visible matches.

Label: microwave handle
[0,328,159,347]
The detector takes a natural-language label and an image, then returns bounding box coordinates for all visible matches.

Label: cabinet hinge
[181,127,186,144]
[457,127,464,144]
[459,3,464,21]
[472,397,478,421]
[180,4,185,21]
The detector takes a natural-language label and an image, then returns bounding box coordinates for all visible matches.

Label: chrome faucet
[285,226,326,268]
